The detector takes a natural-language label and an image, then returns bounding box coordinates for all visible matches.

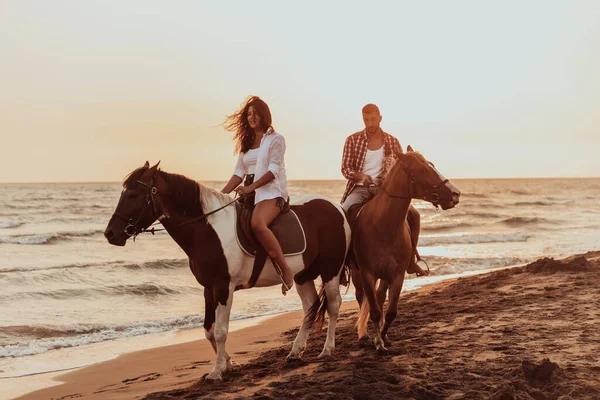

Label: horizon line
[1,176,599,184]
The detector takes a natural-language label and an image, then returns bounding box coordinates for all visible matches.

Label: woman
[221,96,294,295]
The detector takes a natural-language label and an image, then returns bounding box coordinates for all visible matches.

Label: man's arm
[341,136,356,181]
[391,136,403,156]
[341,135,373,184]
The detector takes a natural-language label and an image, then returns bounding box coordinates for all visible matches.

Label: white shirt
[233,129,288,204]
[357,146,384,186]
[240,147,260,175]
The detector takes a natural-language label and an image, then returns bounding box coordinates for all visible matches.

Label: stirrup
[280,275,293,292]
[271,257,293,293]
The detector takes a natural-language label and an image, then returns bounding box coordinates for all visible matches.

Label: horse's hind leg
[287,280,318,360]
[381,272,406,342]
[318,275,342,358]
[206,283,235,381]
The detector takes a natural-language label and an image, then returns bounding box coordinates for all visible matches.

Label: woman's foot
[281,268,294,295]
[406,260,430,277]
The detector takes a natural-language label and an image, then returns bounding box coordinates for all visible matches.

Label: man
[341,103,429,276]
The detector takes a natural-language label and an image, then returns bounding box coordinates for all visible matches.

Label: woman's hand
[235,185,254,195]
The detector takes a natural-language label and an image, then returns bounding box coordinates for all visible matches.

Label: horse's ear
[395,151,410,168]
[150,161,161,171]
[407,145,414,152]
[144,161,150,168]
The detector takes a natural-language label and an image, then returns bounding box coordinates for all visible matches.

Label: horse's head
[386,146,461,210]
[104,161,163,246]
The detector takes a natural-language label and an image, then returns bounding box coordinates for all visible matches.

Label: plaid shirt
[340,129,403,204]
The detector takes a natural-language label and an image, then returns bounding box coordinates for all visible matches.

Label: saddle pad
[235,203,307,257]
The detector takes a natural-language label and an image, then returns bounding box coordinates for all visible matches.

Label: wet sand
[18,251,600,400]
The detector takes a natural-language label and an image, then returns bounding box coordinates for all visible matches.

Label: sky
[1,0,599,182]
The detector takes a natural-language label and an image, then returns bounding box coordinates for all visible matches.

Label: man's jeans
[342,185,376,212]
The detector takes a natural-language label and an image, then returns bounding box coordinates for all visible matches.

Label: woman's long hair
[224,96,273,154]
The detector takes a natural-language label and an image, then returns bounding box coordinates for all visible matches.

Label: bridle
[112,176,241,240]
[379,165,449,209]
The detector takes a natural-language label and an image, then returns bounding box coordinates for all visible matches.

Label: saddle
[234,200,306,257]
[345,202,366,229]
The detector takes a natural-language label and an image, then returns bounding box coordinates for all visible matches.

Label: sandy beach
[13,251,599,400]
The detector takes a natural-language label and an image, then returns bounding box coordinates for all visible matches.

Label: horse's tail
[304,284,328,334]
[356,292,370,339]
[339,262,351,295]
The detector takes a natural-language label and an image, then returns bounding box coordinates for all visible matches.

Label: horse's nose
[452,193,460,205]
[104,228,114,241]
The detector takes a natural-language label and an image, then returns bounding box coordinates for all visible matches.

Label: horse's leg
[357,268,385,350]
[287,280,319,360]
[203,287,238,372]
[375,280,388,329]
[381,272,406,342]
[206,283,235,381]
[203,287,218,354]
[318,275,342,358]
[351,265,363,306]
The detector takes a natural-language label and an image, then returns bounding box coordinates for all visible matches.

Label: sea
[1,178,599,386]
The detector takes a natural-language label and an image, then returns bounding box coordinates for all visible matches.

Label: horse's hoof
[373,337,387,352]
[205,371,223,381]
[227,361,241,372]
[286,352,302,362]
[318,348,334,359]
[383,336,392,348]
[375,344,388,353]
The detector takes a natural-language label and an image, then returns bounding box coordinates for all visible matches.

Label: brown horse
[351,146,461,350]
[104,162,351,380]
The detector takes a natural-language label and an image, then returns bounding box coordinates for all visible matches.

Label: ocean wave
[0,229,103,245]
[499,216,553,227]
[0,258,188,275]
[0,315,204,358]
[514,201,554,207]
[420,232,530,246]
[0,218,24,229]
[2,204,48,210]
[0,312,271,358]
[0,282,188,301]
[424,255,527,276]
[461,193,489,198]
[422,222,475,232]
[442,211,505,219]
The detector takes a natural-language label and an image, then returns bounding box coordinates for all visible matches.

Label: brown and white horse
[351,146,461,350]
[104,162,351,380]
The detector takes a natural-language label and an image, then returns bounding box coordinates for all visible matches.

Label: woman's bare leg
[251,199,295,294]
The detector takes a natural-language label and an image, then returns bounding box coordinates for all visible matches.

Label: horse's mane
[383,151,430,186]
[405,151,429,166]
[158,171,204,217]
[122,166,148,189]
[198,182,235,221]
[122,166,233,218]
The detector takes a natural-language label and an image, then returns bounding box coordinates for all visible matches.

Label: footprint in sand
[122,372,161,384]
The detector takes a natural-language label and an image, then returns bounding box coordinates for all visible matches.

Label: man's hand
[353,172,374,185]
